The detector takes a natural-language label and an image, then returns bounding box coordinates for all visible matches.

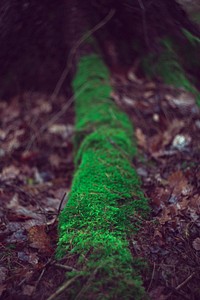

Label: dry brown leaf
[145,81,156,89]
[22,285,35,296]
[192,238,200,251]
[162,119,185,147]
[0,285,6,297]
[179,197,190,211]
[190,194,200,210]
[143,90,154,99]
[135,128,147,149]
[148,135,163,154]
[0,267,8,283]
[1,165,20,180]
[168,170,189,196]
[158,207,171,225]
[151,187,170,207]
[28,225,52,253]
[49,154,61,168]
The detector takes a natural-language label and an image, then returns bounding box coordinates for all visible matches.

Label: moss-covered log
[56,54,149,299]
[142,35,200,106]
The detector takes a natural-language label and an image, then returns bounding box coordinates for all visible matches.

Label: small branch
[47,275,81,300]
[175,272,195,291]
[51,192,68,227]
[165,272,196,299]
[51,8,115,102]
[147,262,156,292]
[54,263,77,272]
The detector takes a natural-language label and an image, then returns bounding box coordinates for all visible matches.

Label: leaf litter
[0,71,200,299]
[113,72,200,300]
[0,92,74,299]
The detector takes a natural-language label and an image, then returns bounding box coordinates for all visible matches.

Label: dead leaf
[165,91,196,112]
[158,207,171,225]
[48,124,72,138]
[28,225,52,253]
[151,187,170,207]
[135,128,147,149]
[0,285,6,297]
[148,134,163,154]
[1,165,20,180]
[22,285,35,296]
[190,194,200,210]
[168,170,190,196]
[143,90,154,99]
[49,154,61,168]
[172,134,191,150]
[192,238,200,251]
[163,119,185,147]
[179,197,190,211]
[0,267,8,283]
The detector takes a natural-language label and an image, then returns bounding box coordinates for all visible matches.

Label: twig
[165,272,196,299]
[35,258,53,288]
[54,263,77,272]
[137,0,150,48]
[52,192,68,226]
[50,8,115,102]
[26,10,115,150]
[147,262,156,292]
[175,272,196,291]
[26,82,88,150]
[47,275,81,300]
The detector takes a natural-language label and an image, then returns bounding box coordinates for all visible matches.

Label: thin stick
[26,82,89,150]
[26,9,115,150]
[52,192,68,226]
[175,272,195,291]
[54,263,77,272]
[165,272,196,299]
[50,8,115,102]
[47,275,81,300]
[147,262,156,292]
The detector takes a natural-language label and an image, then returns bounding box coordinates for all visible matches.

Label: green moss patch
[57,55,149,299]
[142,37,200,106]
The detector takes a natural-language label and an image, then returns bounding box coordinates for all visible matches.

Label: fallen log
[56,54,149,300]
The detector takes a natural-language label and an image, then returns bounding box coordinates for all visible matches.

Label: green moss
[142,37,200,106]
[57,54,149,299]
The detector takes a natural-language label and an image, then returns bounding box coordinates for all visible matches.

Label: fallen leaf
[135,128,147,149]
[49,154,61,168]
[151,187,170,208]
[0,285,6,297]
[22,285,35,296]
[163,119,184,146]
[28,225,52,253]
[190,194,200,210]
[168,170,189,196]
[0,267,8,283]
[1,165,20,181]
[172,134,191,150]
[192,238,200,251]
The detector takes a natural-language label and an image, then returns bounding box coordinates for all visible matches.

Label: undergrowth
[142,36,200,106]
[57,54,149,299]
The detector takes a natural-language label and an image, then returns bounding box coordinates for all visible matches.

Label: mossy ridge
[142,37,200,106]
[57,54,149,299]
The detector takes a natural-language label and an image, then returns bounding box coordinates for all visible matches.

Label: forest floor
[0,68,200,300]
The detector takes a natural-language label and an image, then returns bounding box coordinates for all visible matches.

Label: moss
[57,54,149,299]
[142,37,200,106]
